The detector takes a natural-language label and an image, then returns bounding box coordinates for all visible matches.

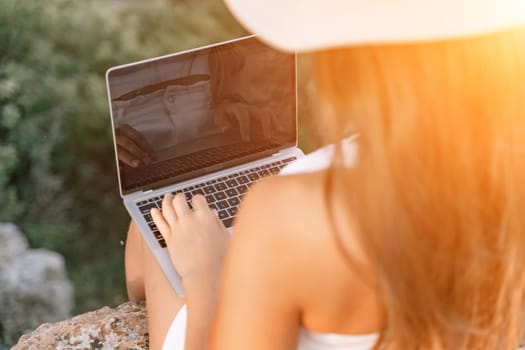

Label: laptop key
[217,200,229,209]
[191,189,205,196]
[139,203,157,214]
[227,207,237,217]
[236,185,248,194]
[159,239,167,248]
[214,192,227,201]
[248,173,260,181]
[144,214,153,222]
[148,222,158,231]
[203,186,215,194]
[259,169,269,177]
[228,197,240,207]
[218,210,229,220]
[222,217,234,228]
[153,230,163,240]
[215,183,227,191]
[209,203,218,211]
[269,167,280,174]
[238,176,249,184]
[205,195,216,203]
[225,188,238,197]
[282,157,297,163]
[226,179,239,187]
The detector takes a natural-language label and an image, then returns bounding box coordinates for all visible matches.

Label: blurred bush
[0,0,321,323]
[0,0,247,314]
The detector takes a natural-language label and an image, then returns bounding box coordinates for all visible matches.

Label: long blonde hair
[314,26,525,349]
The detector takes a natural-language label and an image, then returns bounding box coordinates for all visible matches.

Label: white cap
[224,0,525,52]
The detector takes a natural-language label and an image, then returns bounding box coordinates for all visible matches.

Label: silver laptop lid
[106,36,297,196]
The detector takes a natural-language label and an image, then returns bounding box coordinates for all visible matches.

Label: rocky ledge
[0,223,73,348]
[13,301,148,350]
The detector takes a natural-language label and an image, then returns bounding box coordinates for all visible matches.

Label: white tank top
[297,328,378,350]
[161,305,380,350]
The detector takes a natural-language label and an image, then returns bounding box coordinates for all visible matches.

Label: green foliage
[0,0,319,324]
[0,0,246,314]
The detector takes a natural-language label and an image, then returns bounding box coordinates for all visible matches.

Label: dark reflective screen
[107,37,296,194]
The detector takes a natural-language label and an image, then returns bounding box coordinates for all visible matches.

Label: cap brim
[225,0,525,52]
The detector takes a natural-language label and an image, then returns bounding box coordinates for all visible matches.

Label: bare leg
[125,220,146,301]
[124,220,185,350]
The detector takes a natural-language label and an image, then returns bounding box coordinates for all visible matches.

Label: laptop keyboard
[136,156,297,248]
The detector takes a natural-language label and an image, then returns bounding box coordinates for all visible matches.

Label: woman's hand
[150,193,230,293]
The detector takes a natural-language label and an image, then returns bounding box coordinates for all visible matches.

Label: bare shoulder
[227,171,381,334]
[236,170,329,227]
[234,171,329,245]
[229,171,354,303]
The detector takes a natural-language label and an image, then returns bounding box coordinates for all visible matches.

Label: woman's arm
[151,193,230,350]
[209,177,303,350]
[124,220,186,350]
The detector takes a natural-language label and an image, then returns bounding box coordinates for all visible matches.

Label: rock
[12,301,148,350]
[0,223,28,264]
[0,223,74,348]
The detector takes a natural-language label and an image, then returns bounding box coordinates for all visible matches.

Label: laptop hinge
[272,146,295,157]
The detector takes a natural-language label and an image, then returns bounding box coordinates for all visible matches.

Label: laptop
[106,35,304,296]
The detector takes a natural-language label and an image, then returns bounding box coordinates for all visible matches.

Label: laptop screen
[107,36,296,195]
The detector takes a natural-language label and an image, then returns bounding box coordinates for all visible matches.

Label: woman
[125,0,525,349]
